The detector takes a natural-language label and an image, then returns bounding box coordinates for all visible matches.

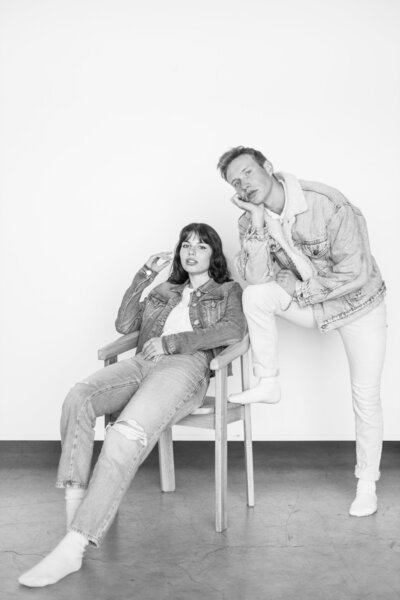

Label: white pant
[242,282,387,481]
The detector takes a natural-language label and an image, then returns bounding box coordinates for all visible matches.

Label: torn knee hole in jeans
[107,420,148,447]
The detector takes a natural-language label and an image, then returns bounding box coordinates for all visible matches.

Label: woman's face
[180,232,212,277]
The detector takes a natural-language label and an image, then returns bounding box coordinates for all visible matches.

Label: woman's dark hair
[168,223,232,284]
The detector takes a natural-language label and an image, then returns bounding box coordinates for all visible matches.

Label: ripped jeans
[56,351,210,546]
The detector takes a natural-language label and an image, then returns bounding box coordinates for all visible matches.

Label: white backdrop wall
[0,0,399,441]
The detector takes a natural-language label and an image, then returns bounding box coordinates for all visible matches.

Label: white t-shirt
[265,181,313,282]
[161,286,194,336]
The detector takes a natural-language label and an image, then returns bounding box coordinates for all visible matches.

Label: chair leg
[243,404,255,507]
[215,367,228,532]
[241,350,254,507]
[158,428,175,492]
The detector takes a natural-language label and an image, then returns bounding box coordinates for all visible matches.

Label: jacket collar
[239,172,308,229]
[274,172,308,219]
[168,277,220,296]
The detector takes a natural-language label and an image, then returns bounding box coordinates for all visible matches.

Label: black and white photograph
[0,1,399,598]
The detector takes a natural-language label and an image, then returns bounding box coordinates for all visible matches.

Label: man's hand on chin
[231,194,265,228]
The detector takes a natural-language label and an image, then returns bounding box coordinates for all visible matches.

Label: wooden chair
[98,332,254,532]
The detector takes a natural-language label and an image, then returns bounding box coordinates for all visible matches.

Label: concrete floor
[1,441,399,600]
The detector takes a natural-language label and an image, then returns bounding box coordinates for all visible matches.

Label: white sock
[18,531,88,587]
[229,377,281,405]
[65,487,85,529]
[349,480,377,517]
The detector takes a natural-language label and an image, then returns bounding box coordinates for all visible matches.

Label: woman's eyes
[181,243,208,251]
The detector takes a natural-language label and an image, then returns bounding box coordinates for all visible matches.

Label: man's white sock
[229,377,281,405]
[349,480,377,517]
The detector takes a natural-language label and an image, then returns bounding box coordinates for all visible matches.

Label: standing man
[217,146,387,517]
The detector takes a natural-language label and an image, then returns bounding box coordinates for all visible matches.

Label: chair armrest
[210,334,249,371]
[98,331,140,361]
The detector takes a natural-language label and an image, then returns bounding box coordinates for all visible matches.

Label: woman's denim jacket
[236,172,386,332]
[115,267,246,360]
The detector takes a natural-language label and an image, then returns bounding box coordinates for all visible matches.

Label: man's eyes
[232,170,251,188]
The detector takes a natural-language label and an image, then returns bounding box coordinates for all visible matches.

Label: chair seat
[178,395,244,430]
[191,395,239,415]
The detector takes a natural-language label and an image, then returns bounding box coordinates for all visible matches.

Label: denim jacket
[236,172,386,332]
[115,266,246,360]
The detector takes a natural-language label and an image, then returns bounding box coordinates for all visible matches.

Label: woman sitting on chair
[19,222,246,588]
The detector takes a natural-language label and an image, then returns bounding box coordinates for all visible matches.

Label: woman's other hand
[145,252,173,273]
[142,337,165,360]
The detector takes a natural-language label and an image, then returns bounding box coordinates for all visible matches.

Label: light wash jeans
[56,351,210,546]
[242,282,387,481]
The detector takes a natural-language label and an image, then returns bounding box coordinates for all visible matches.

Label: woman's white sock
[65,487,85,528]
[18,531,88,587]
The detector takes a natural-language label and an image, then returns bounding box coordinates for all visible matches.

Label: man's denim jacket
[236,172,386,332]
[116,267,246,360]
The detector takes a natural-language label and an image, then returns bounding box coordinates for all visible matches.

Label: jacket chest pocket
[144,295,168,318]
[200,298,225,325]
[300,239,329,259]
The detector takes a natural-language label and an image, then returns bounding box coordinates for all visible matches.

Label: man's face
[225,154,274,206]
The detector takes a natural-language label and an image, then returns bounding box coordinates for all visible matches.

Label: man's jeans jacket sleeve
[236,223,275,284]
[115,266,246,357]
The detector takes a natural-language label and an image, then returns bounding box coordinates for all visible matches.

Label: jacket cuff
[295,281,310,307]
[161,335,176,355]
[140,264,158,280]
[246,226,268,242]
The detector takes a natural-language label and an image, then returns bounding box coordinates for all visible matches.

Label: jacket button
[194,319,200,325]
[192,302,197,307]
[196,291,201,297]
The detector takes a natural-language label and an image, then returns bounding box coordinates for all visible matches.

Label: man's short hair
[217,146,269,180]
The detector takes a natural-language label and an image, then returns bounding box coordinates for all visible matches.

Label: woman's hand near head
[145,252,173,273]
